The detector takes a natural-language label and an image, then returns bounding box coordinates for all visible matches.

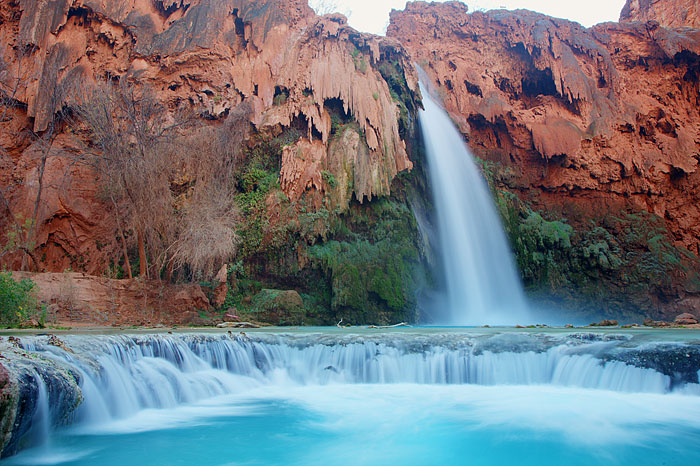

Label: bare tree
[77,79,248,281]
[166,102,251,279]
[77,78,177,278]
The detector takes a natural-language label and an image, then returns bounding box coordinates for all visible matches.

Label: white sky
[309,0,628,35]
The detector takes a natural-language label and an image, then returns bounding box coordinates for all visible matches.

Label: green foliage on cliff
[235,137,283,260]
[229,142,428,325]
[377,59,414,140]
[479,157,700,319]
[0,272,43,327]
[307,198,422,324]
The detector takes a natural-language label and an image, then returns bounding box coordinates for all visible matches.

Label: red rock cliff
[389,1,700,256]
[0,0,417,274]
[620,0,700,28]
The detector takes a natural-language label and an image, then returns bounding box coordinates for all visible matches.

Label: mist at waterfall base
[3,332,700,466]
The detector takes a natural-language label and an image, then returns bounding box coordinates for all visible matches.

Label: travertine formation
[0,0,415,273]
[388,1,700,256]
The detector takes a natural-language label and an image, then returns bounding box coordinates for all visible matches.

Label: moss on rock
[249,289,305,325]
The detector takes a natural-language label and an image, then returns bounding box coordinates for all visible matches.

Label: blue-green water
[5,384,700,466]
[3,331,700,465]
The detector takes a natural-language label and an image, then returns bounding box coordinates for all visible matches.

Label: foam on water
[5,384,700,466]
[3,332,699,465]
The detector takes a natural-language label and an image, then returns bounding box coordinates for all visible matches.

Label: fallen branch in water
[367,322,410,329]
[336,318,352,328]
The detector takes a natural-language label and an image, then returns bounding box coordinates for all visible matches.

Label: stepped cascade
[2,332,699,464]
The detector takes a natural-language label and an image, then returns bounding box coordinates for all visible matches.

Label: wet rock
[0,339,82,459]
[609,344,700,386]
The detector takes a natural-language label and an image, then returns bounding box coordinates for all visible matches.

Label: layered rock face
[389,1,700,318]
[620,0,700,28]
[0,0,417,274]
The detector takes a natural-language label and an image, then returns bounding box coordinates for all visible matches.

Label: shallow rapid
[2,331,699,465]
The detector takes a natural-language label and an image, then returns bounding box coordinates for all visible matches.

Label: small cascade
[8,332,699,465]
[17,333,700,429]
[418,79,529,325]
[27,372,50,448]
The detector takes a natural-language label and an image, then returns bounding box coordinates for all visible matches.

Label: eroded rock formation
[620,0,700,28]
[13,271,212,326]
[389,1,700,318]
[0,0,417,274]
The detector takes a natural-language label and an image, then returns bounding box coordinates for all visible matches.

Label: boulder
[217,322,261,329]
[643,318,672,327]
[250,289,305,326]
[589,319,619,327]
[674,313,699,325]
[0,339,82,459]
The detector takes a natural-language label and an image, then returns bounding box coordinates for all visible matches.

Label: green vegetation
[307,197,423,324]
[224,123,429,325]
[477,157,700,319]
[377,59,414,139]
[321,170,337,188]
[0,272,44,327]
[351,46,368,74]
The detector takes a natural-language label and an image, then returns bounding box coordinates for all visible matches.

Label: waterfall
[6,332,699,464]
[4,332,699,458]
[418,79,529,325]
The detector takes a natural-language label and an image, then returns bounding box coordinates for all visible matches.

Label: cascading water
[3,332,700,466]
[418,79,529,325]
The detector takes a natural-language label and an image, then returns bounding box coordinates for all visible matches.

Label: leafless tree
[166,102,251,279]
[77,79,249,281]
[77,77,178,279]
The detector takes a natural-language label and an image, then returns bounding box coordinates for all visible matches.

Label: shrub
[0,272,43,327]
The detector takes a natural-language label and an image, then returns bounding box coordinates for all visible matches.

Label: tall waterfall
[418,80,529,325]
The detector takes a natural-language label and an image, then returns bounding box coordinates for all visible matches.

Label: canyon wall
[389,1,700,319]
[0,0,426,325]
[620,0,700,28]
[3,0,699,323]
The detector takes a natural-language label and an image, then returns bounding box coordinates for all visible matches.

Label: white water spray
[418,79,529,325]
